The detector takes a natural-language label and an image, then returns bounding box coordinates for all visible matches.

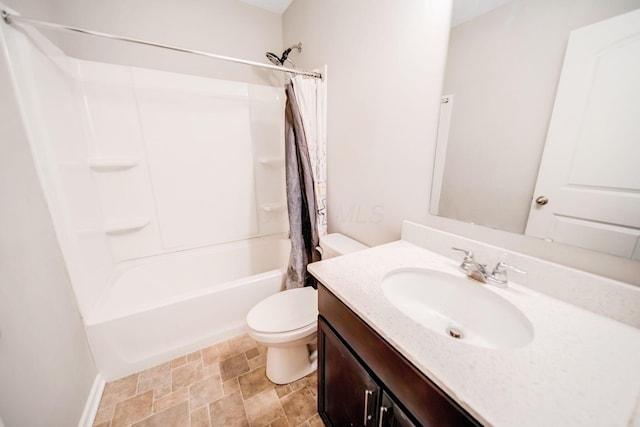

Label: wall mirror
[430,0,640,260]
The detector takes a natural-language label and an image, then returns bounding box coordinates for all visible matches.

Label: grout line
[134,377,140,397]
[206,400,212,427]
[186,383,191,414]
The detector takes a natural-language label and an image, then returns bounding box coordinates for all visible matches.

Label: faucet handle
[451,247,474,260]
[492,261,527,276]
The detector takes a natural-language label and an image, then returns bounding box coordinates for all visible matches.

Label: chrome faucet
[452,248,526,287]
[451,248,487,282]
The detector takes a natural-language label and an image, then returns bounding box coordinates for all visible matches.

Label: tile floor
[93,334,323,427]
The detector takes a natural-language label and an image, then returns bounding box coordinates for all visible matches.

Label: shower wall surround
[78,62,287,257]
[3,23,287,317]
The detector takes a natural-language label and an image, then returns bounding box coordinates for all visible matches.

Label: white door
[525,9,640,260]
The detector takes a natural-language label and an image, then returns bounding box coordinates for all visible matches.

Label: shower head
[266,43,302,67]
[266,51,283,66]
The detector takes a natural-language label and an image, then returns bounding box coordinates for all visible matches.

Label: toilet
[246,233,368,384]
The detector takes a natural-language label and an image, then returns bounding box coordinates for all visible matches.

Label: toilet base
[265,344,317,385]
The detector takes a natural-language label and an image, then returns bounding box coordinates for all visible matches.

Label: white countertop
[308,240,640,427]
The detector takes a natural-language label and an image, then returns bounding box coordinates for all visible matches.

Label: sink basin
[382,268,534,349]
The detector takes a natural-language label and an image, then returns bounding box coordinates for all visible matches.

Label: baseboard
[78,373,106,427]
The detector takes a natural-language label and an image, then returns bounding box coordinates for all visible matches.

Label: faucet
[452,248,526,287]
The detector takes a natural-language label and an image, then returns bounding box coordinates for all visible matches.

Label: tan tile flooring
[93,333,324,427]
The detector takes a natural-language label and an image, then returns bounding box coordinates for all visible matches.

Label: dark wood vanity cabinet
[319,318,381,426]
[380,391,419,427]
[317,284,481,427]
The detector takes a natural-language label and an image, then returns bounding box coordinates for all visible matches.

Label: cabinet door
[379,392,418,427]
[319,318,380,427]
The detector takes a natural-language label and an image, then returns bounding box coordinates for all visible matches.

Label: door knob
[535,196,549,206]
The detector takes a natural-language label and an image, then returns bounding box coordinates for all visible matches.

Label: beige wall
[283,0,452,246]
[0,27,97,427]
[4,0,284,85]
[438,0,640,233]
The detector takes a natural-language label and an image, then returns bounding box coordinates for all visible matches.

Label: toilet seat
[247,287,318,334]
[248,321,317,346]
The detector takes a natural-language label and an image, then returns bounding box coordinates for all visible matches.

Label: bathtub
[86,234,290,381]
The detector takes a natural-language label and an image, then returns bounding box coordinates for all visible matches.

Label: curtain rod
[1,10,322,79]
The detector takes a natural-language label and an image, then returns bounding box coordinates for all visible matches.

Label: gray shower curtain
[284,82,320,289]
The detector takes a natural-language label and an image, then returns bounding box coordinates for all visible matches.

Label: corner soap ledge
[104,218,150,235]
[88,158,139,172]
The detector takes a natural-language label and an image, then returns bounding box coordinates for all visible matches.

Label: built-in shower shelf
[104,218,151,235]
[88,158,139,172]
[258,157,285,166]
[261,203,285,212]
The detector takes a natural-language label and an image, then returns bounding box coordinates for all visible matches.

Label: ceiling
[238,0,293,14]
[238,0,513,24]
[451,0,514,27]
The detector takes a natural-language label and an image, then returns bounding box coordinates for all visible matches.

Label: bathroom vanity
[308,223,640,426]
[318,283,479,426]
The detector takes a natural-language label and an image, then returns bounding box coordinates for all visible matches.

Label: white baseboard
[78,374,106,427]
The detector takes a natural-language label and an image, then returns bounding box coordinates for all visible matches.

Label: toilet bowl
[246,233,368,384]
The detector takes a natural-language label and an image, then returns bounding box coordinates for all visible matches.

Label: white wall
[283,0,452,246]
[5,0,284,86]
[0,0,53,19]
[0,23,97,427]
[438,0,640,233]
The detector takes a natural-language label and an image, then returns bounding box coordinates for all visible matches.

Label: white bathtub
[86,235,290,381]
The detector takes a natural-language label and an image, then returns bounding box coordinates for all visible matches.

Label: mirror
[430,0,640,260]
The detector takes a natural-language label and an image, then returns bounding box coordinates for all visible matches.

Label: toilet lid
[247,287,318,333]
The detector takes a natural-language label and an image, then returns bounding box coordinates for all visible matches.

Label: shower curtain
[284,73,327,289]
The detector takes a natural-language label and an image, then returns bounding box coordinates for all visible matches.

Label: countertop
[308,240,640,427]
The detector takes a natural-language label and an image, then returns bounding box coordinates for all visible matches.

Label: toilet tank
[319,233,368,259]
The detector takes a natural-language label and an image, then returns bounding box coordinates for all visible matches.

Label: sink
[382,268,534,349]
